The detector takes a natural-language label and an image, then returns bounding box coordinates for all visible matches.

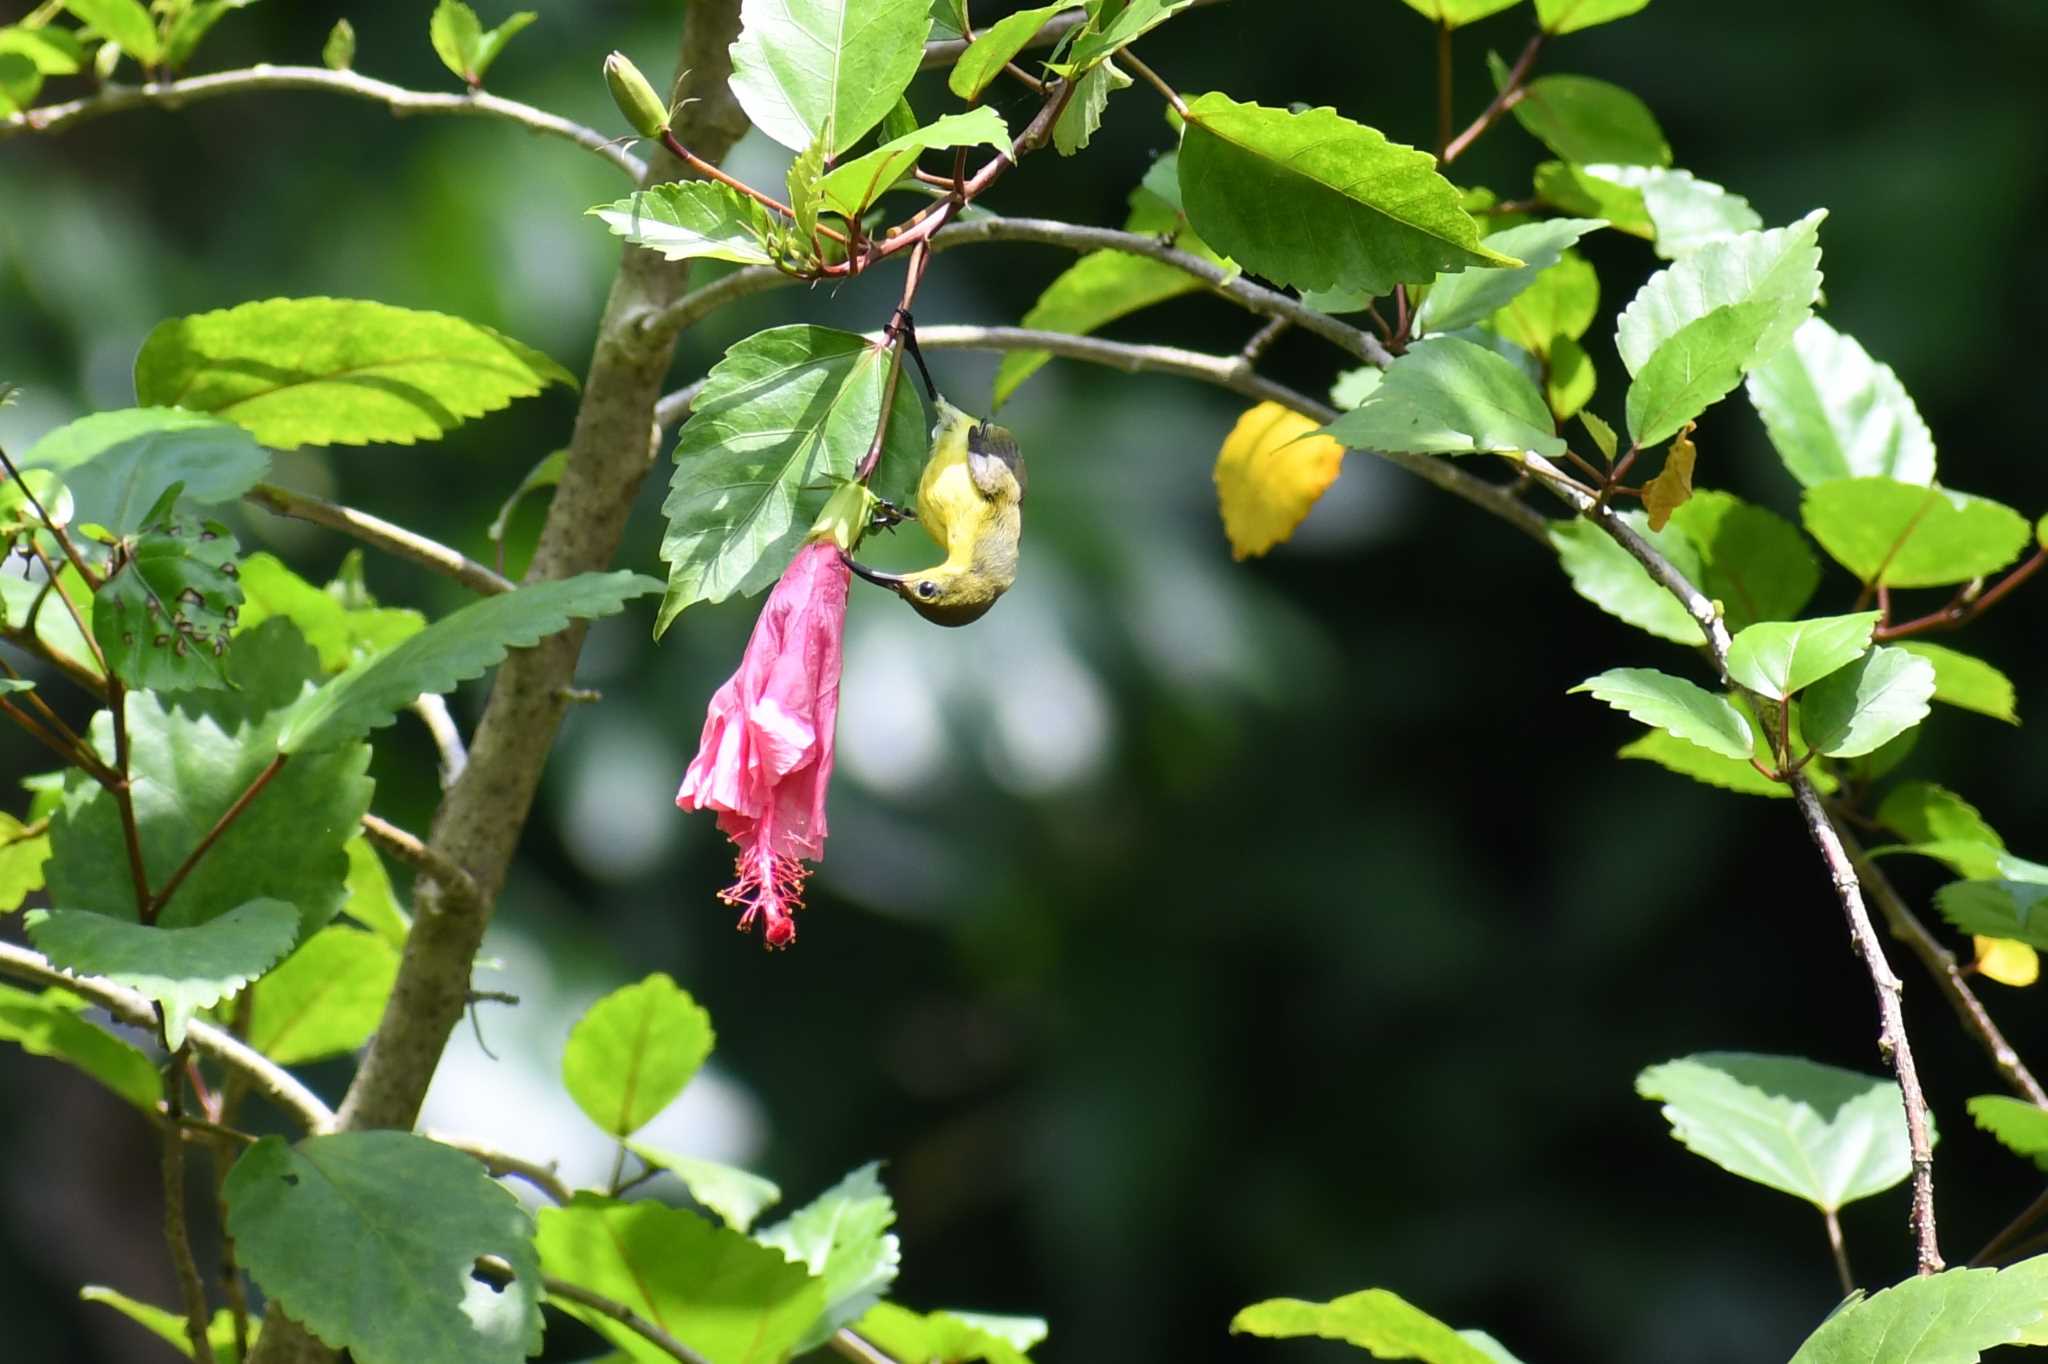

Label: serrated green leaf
[1052,58,1128,155]
[1061,0,1193,68]
[758,1162,901,1352]
[1895,643,2017,725]
[1488,249,1599,354]
[625,1143,781,1232]
[1399,0,1523,26]
[1877,781,2002,852]
[276,571,659,754]
[1664,489,1819,633]
[341,835,409,945]
[1549,510,1704,643]
[322,17,355,70]
[1416,218,1604,335]
[47,622,370,939]
[1801,478,2028,589]
[1969,1096,2048,1171]
[1617,212,1825,444]
[134,298,575,449]
[1937,881,2048,951]
[246,925,399,1065]
[562,973,714,1138]
[471,10,536,82]
[227,1132,543,1364]
[786,135,826,260]
[1636,1053,1916,1211]
[0,810,51,913]
[1331,367,1384,411]
[1799,646,1934,758]
[1549,164,1760,258]
[948,3,1065,98]
[1502,70,1669,166]
[1179,94,1516,297]
[1786,1255,2048,1364]
[537,1195,825,1364]
[856,1302,1039,1364]
[1723,611,1878,700]
[817,108,1008,219]
[1231,1289,1497,1363]
[63,0,159,64]
[26,899,298,1047]
[590,182,780,266]
[23,407,269,535]
[0,982,160,1109]
[1536,0,1652,29]
[658,326,923,626]
[1618,727,1794,798]
[1745,318,1936,487]
[93,515,243,693]
[1531,160,1653,236]
[1570,667,1752,758]
[729,0,932,157]
[234,553,425,675]
[430,0,482,82]
[1324,335,1564,458]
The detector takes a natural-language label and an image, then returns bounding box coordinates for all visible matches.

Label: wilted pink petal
[677,539,849,948]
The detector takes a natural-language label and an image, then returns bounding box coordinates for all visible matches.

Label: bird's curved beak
[839,548,906,589]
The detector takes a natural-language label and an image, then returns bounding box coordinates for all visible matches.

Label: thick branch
[247,484,512,597]
[0,941,335,1133]
[2,65,645,177]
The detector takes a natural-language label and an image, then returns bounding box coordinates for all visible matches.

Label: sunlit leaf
[625,1143,781,1231]
[1641,424,1694,531]
[0,982,160,1110]
[1798,646,1934,758]
[1213,403,1346,560]
[1664,489,1818,633]
[1503,70,1670,166]
[1324,336,1563,458]
[757,1163,901,1352]
[1722,611,1878,700]
[1895,643,2017,725]
[23,407,269,535]
[78,1286,241,1362]
[1746,317,1936,488]
[1398,0,1524,26]
[62,0,159,64]
[729,0,932,157]
[590,183,779,266]
[947,3,1065,99]
[1549,510,1703,644]
[1973,939,2039,989]
[1534,0,1653,34]
[1569,667,1752,759]
[817,108,1008,219]
[246,925,400,1065]
[1801,479,2028,589]
[1231,1288,1498,1363]
[855,1302,1039,1364]
[1416,218,1604,335]
[562,973,714,1138]
[1786,1255,2048,1364]
[1937,881,2048,951]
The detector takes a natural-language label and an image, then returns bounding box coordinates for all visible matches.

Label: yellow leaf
[1643,422,1696,531]
[1213,403,1345,560]
[1974,936,2039,988]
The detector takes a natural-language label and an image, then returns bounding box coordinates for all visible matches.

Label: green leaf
[0,564,98,682]
[93,514,243,693]
[342,835,410,945]
[994,252,1200,407]
[1549,510,1704,644]
[1061,0,1193,70]
[856,1302,1038,1364]
[276,571,660,754]
[1801,478,2029,589]
[48,621,372,938]
[322,17,355,70]
[757,1163,901,1352]
[536,1195,825,1364]
[26,899,299,1047]
[1230,1289,1497,1363]
[1969,1095,2048,1171]
[625,1142,781,1231]
[1562,165,1763,258]
[0,983,160,1109]
[1895,643,2017,725]
[486,449,567,551]
[1619,727,1795,798]
[234,553,425,675]
[1415,218,1604,335]
[1617,212,1826,444]
[1504,71,1669,166]
[1786,1255,2048,1364]
[23,407,269,535]
[657,325,924,627]
[1323,336,1564,458]
[80,1285,242,1361]
[471,9,536,81]
[63,0,159,64]
[948,3,1065,98]
[1723,612,1878,700]
[246,925,400,1065]
[133,298,576,450]
[817,108,1009,219]
[164,1,237,69]
[1570,668,1753,759]
[1635,1053,1917,1211]
[786,135,826,262]
[1051,58,1129,155]
[0,26,86,75]
[226,1132,542,1364]
[1877,781,2002,852]
[562,972,714,1138]
[1331,367,1384,411]
[1665,489,1819,633]
[1532,161,1653,237]
[590,182,779,266]
[1178,93,1516,297]
[1487,249,1599,354]
[728,0,932,158]
[1398,0,1524,27]
[1535,0,1651,32]
[1799,646,1934,758]
[429,0,482,82]
[1936,881,2048,951]
[1745,318,1936,487]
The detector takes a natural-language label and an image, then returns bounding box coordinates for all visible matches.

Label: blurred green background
[4,1,2047,1360]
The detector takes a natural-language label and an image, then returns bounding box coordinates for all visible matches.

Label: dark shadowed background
[4,1,2047,1360]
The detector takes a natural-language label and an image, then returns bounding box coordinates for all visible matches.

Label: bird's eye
[916,580,939,599]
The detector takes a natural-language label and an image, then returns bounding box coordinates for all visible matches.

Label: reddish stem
[1442,31,1543,164]
[143,754,288,922]
[1875,547,2044,640]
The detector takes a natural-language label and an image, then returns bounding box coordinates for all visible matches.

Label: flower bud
[806,480,876,554]
[604,51,669,139]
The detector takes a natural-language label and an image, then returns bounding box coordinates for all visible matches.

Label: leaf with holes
[626,1143,782,1232]
[23,408,269,534]
[1231,1289,1499,1363]
[133,298,575,449]
[1798,646,1934,758]
[1723,612,1878,700]
[1635,1053,1917,1211]
[1178,94,1516,297]
[728,0,932,157]
[590,182,780,266]
[26,899,299,1047]
[1746,318,1936,487]
[1570,668,1753,759]
[1324,336,1564,458]
[246,925,400,1065]
[0,983,160,1110]
[276,571,659,754]
[1786,1255,2048,1364]
[757,1162,901,1352]
[226,1132,542,1364]
[1801,478,2028,589]
[562,973,714,1138]
[93,514,243,692]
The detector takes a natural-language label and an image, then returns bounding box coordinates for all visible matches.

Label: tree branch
[2,65,645,178]
[0,941,336,1134]
[247,484,513,597]
[428,1130,573,1205]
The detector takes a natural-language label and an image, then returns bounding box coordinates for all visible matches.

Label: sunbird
[844,327,1025,627]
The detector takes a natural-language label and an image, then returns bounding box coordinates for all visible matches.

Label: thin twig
[1240,316,1291,363]
[359,813,486,913]
[246,484,512,596]
[1442,31,1543,164]
[1875,547,2045,641]
[109,685,156,921]
[0,940,336,1133]
[427,1131,573,1204]
[540,1274,711,1364]
[830,1330,900,1364]
[2,66,644,177]
[1824,1208,1854,1296]
[1114,49,1187,116]
[145,754,288,922]
[411,695,470,790]
[161,1048,219,1364]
